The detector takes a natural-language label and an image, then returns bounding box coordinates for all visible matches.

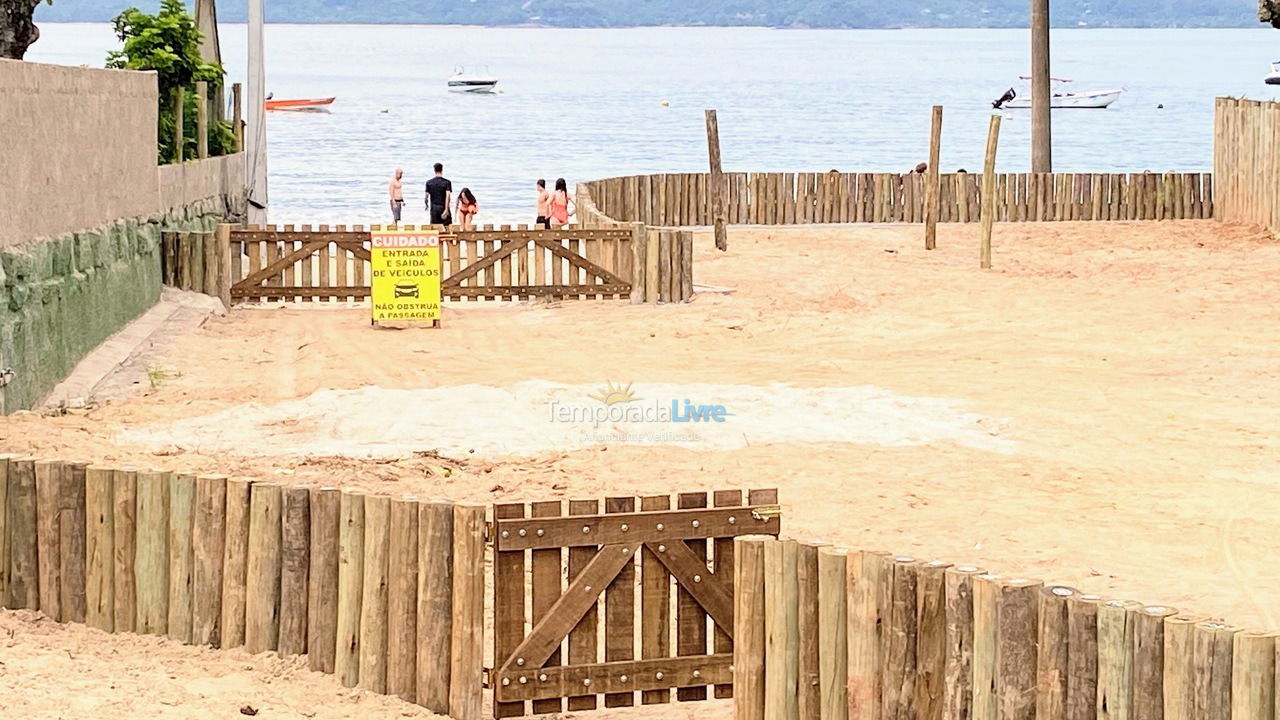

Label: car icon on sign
[394,282,419,298]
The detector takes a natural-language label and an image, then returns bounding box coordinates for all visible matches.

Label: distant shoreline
[34,20,1265,30]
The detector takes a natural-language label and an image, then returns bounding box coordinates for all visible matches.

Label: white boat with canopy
[993,77,1124,109]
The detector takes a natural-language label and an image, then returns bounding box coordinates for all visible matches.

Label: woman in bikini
[456,188,479,231]
[549,178,575,228]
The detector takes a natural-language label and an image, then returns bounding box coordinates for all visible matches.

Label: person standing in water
[388,169,405,223]
[535,179,552,229]
[424,163,453,228]
[456,188,479,230]
[548,178,575,228]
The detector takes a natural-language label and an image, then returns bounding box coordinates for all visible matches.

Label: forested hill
[35,0,1259,28]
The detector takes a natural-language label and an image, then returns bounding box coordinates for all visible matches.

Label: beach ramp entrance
[226,225,637,303]
[489,489,780,717]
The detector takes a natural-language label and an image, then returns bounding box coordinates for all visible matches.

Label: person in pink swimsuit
[549,177,575,228]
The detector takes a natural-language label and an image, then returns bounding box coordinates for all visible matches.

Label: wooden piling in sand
[1036,586,1076,720]
[278,486,311,656]
[943,565,985,720]
[798,543,822,719]
[386,497,419,702]
[219,477,253,648]
[167,473,196,643]
[973,573,1004,720]
[925,105,943,250]
[244,482,283,654]
[1163,613,1205,720]
[335,489,365,687]
[917,560,952,720]
[359,494,390,693]
[995,577,1041,720]
[706,109,728,251]
[818,547,848,720]
[980,115,1002,269]
[111,468,137,631]
[1231,631,1277,720]
[135,469,170,635]
[34,460,64,620]
[1098,599,1142,720]
[417,499,454,713]
[7,458,38,610]
[1193,621,1236,720]
[1133,605,1177,720]
[59,462,87,624]
[1065,593,1101,720]
[765,537,800,720]
[882,556,922,720]
[449,503,486,720]
[849,550,891,720]
[735,535,769,720]
[307,487,341,673]
[192,475,227,646]
[0,456,9,605]
[84,466,114,631]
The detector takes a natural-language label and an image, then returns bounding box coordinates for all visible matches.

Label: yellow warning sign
[370,230,442,325]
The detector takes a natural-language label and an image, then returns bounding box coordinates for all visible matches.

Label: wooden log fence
[735,535,1263,720]
[1214,96,1280,233]
[580,170,1214,228]
[220,224,691,305]
[0,455,486,720]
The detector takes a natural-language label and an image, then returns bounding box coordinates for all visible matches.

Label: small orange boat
[265,96,335,111]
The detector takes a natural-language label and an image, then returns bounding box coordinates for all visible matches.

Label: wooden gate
[490,489,781,717]
[227,225,636,303]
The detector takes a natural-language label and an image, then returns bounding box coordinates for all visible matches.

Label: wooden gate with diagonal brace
[490,489,781,717]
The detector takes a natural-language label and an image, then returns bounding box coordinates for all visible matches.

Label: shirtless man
[388,169,405,223]
[535,178,551,229]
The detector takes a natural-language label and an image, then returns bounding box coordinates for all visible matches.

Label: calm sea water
[28,23,1280,225]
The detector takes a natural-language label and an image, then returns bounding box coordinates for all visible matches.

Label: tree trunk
[0,0,42,59]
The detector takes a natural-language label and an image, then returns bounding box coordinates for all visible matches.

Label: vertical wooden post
[765,538,800,720]
[196,80,209,159]
[996,578,1041,720]
[449,503,485,720]
[1193,621,1236,720]
[135,469,170,635]
[1030,0,1052,173]
[84,465,115,632]
[1163,613,1204,720]
[167,472,196,643]
[34,460,64,620]
[1036,586,1076,720]
[884,556,922,720]
[973,574,1003,720]
[925,105,943,250]
[192,474,227,646]
[644,229,660,304]
[798,543,822,719]
[232,82,243,152]
[219,477,253,648]
[918,560,952,720]
[335,489,365,687]
[278,486,310,656]
[629,222,646,304]
[735,535,769,720]
[818,547,849,720]
[173,86,185,164]
[359,494,390,693]
[1098,599,1142,720]
[6,458,39,610]
[216,223,233,309]
[1066,594,1101,720]
[244,482,282,654]
[943,566,985,720]
[307,487,340,672]
[386,496,419,702]
[980,115,1002,270]
[0,456,8,605]
[201,232,219,300]
[1231,631,1277,720]
[850,550,891,720]
[417,499,454,713]
[59,461,87,623]
[706,109,728,251]
[1133,605,1177,720]
[111,468,138,631]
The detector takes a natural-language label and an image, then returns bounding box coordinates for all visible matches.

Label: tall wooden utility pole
[1030,0,1052,172]
[705,109,728,251]
[924,105,943,250]
[245,0,268,224]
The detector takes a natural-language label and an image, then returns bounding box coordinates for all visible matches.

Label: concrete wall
[0,60,246,412]
[0,59,160,249]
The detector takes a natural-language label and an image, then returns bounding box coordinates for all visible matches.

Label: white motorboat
[448,66,498,94]
[993,77,1124,109]
[1265,61,1280,85]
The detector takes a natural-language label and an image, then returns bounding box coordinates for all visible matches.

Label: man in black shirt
[424,163,453,227]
